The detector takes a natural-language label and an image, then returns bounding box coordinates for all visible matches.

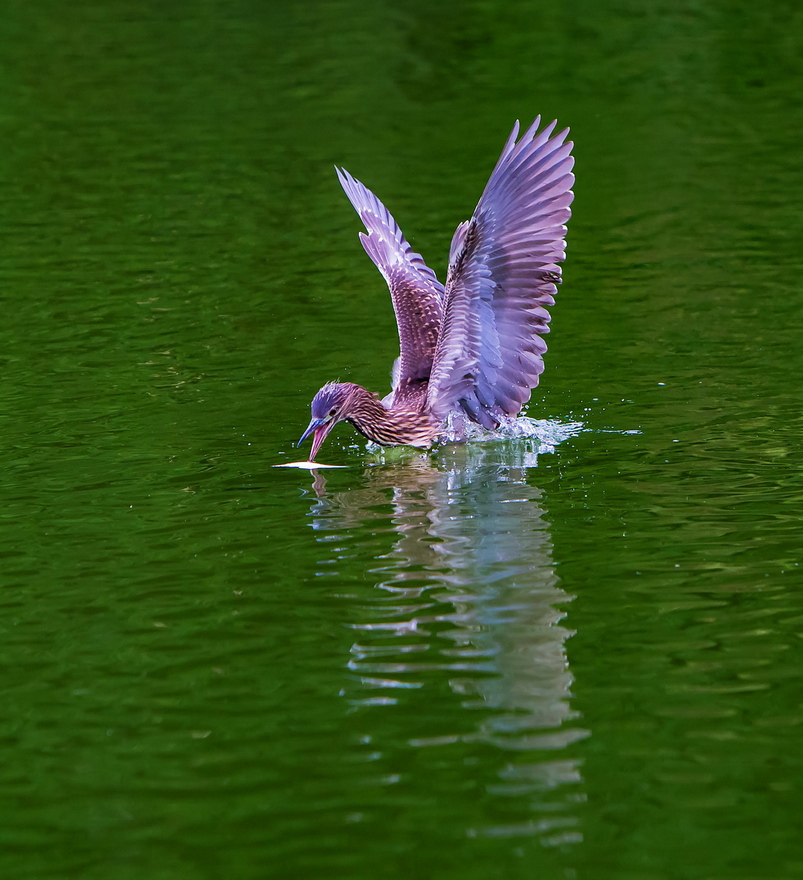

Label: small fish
[273,461,347,469]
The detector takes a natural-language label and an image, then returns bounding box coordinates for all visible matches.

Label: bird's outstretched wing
[425,118,574,428]
[336,168,445,403]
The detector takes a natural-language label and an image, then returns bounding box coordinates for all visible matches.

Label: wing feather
[426,118,574,427]
[336,168,445,403]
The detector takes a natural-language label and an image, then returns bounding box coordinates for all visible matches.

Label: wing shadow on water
[305,440,588,844]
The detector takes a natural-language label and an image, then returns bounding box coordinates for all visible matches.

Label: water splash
[363,414,584,468]
[439,412,584,452]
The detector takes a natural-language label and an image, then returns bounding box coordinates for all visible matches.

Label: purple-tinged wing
[336,168,445,403]
[426,118,574,427]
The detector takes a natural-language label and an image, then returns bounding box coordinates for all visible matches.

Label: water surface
[1,1,802,878]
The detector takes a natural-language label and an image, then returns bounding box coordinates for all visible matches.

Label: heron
[298,117,574,461]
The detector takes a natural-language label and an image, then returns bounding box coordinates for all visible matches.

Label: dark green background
[2,1,802,878]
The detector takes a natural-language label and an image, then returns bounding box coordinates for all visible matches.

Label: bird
[298,116,574,461]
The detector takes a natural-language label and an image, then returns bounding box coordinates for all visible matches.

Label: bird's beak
[297,417,335,461]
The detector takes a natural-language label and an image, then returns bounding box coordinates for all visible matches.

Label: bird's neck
[344,385,435,448]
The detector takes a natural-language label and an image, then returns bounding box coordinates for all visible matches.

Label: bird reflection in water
[304,437,588,845]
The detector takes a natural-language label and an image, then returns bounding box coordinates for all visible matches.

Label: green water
[2,1,802,878]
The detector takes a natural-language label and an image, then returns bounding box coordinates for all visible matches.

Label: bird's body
[298,117,574,461]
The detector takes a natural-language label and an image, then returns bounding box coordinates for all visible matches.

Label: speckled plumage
[298,117,574,460]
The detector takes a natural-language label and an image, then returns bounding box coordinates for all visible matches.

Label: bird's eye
[328,407,337,418]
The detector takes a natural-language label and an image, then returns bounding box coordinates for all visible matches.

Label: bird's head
[297,382,357,460]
